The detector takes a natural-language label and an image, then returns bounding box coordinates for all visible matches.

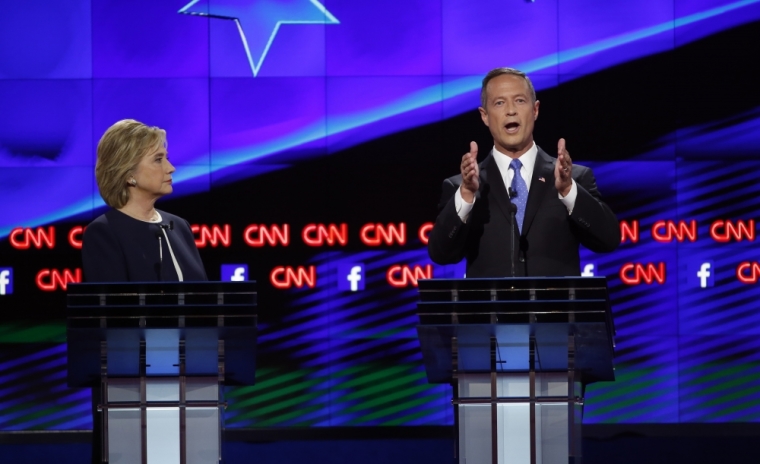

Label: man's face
[479,74,539,157]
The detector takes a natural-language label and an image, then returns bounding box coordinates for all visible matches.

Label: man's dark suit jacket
[82,208,208,282]
[428,146,620,277]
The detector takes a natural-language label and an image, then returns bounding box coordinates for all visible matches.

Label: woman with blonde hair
[82,119,207,282]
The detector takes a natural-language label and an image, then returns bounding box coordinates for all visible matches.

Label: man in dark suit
[428,67,620,277]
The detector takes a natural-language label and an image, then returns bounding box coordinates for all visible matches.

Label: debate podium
[66,281,257,464]
[417,277,615,464]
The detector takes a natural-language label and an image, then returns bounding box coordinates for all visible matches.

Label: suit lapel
[522,148,555,235]
[481,152,514,222]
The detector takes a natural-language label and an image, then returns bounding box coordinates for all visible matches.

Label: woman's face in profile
[131,145,175,200]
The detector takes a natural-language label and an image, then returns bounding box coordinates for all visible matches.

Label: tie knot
[510,159,522,171]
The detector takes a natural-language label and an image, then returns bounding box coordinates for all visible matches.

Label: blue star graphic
[179,0,339,76]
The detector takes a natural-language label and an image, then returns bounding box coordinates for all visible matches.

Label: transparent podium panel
[458,373,575,464]
[146,408,180,464]
[187,408,220,464]
[108,409,141,464]
[108,379,142,464]
[536,404,568,464]
[459,404,492,464]
[186,378,221,464]
[146,379,180,464]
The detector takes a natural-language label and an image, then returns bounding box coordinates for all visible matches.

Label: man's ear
[533,100,540,120]
[479,106,489,126]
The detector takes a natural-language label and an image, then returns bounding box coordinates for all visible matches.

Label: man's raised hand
[555,138,573,197]
[460,141,480,203]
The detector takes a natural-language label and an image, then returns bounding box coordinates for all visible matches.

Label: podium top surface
[67,281,257,321]
[416,277,612,325]
[68,281,256,296]
[418,276,608,291]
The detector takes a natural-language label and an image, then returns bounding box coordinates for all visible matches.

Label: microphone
[154,228,163,281]
[159,220,174,231]
[508,187,517,198]
[508,203,517,277]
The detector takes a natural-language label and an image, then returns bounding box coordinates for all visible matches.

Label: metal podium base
[103,377,221,464]
[457,372,582,464]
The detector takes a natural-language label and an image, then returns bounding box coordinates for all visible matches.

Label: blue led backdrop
[2,0,760,430]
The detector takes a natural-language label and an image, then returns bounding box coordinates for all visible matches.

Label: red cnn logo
[418,222,434,245]
[270,266,316,289]
[302,223,348,246]
[386,264,433,288]
[620,220,639,244]
[36,268,82,291]
[620,263,666,285]
[192,224,231,248]
[245,224,290,247]
[710,220,755,243]
[736,262,760,284]
[360,223,406,246]
[68,226,85,250]
[651,220,697,243]
[10,227,56,249]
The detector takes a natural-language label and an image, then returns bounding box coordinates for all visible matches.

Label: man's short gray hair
[480,67,537,108]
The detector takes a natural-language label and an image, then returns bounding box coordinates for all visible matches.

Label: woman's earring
[129,178,137,186]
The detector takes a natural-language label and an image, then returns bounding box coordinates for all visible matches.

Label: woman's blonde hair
[95,119,166,208]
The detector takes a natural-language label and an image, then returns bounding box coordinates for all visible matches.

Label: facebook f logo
[688,261,714,288]
[337,263,364,292]
[221,264,248,282]
[0,268,12,295]
[581,263,596,277]
[696,262,713,288]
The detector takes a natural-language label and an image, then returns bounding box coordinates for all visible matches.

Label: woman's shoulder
[86,209,157,239]
[85,210,114,232]
[82,210,121,247]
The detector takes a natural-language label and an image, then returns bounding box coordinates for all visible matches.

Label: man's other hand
[461,141,480,203]
[555,138,573,197]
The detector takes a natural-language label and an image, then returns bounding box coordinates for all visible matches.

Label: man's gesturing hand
[555,138,573,197]
[460,141,480,203]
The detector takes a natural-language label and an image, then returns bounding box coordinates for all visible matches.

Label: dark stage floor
[1,424,758,464]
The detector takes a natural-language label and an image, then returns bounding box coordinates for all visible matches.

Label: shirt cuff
[455,186,475,223]
[558,179,577,215]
